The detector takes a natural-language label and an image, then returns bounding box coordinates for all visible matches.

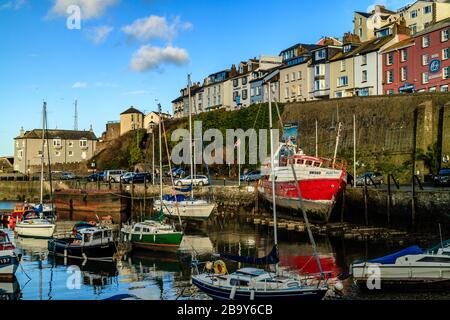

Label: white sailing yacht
[153,74,216,221]
[15,102,56,239]
[191,83,329,300]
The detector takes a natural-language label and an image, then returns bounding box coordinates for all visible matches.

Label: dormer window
[343,44,352,53]
[315,49,326,60]
[53,138,61,148]
[80,139,88,149]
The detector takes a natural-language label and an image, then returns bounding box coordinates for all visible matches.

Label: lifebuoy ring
[213,260,227,275]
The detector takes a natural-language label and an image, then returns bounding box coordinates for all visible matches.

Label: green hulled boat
[121,219,183,253]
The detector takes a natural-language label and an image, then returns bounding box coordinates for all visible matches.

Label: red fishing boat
[258,143,347,224]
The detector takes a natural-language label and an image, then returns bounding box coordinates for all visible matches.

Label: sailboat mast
[158,103,163,209]
[188,74,194,198]
[268,83,278,248]
[40,102,46,205]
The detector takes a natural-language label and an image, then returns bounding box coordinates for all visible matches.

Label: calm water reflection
[1,208,450,300]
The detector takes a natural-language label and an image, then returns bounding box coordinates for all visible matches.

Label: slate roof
[414,17,450,38]
[15,129,97,140]
[329,34,395,61]
[382,38,415,53]
[355,11,372,18]
[120,107,144,115]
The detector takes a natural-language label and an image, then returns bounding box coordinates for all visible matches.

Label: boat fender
[334,281,344,293]
[205,261,213,271]
[213,260,227,275]
[230,286,237,300]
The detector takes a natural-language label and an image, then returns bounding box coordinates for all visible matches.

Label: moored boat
[154,195,216,221]
[48,225,116,260]
[350,242,450,289]
[0,231,20,281]
[14,210,56,239]
[258,145,347,223]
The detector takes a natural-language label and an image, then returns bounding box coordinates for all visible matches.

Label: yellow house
[329,33,362,98]
[120,107,144,136]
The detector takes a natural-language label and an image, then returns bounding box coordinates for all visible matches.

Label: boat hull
[123,231,183,253]
[154,201,216,221]
[351,264,450,289]
[15,223,55,239]
[48,239,117,260]
[0,255,19,280]
[191,276,328,301]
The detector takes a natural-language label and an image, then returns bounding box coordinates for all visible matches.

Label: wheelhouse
[79,228,113,246]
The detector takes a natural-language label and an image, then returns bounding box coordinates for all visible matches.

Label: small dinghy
[48,225,116,261]
[0,231,21,281]
[350,241,450,289]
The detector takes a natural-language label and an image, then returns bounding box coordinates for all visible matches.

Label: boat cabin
[76,228,113,247]
[0,231,14,251]
[281,154,346,170]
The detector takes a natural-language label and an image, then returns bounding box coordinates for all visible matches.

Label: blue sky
[0,0,411,156]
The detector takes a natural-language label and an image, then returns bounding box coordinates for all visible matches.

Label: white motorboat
[350,243,450,289]
[153,196,216,221]
[0,231,20,280]
[14,214,56,239]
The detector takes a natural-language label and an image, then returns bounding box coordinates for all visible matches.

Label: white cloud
[0,0,26,10]
[86,25,114,44]
[122,15,193,42]
[72,81,88,88]
[49,0,118,19]
[129,45,189,72]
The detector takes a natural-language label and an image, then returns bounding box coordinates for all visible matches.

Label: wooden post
[131,180,134,221]
[363,176,368,226]
[411,108,418,227]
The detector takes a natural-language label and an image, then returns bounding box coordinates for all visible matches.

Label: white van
[104,170,126,183]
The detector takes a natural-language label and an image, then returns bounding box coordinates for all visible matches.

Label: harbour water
[1,201,449,300]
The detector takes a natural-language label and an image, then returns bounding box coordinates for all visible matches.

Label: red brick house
[382,18,450,94]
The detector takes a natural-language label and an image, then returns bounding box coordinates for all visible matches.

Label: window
[285,87,290,98]
[18,150,23,159]
[242,90,248,100]
[442,29,449,42]
[422,54,429,66]
[298,71,302,79]
[337,76,348,87]
[422,72,429,84]
[343,44,352,53]
[443,48,449,60]
[53,139,61,148]
[387,89,394,95]
[387,70,394,84]
[314,65,322,76]
[409,24,417,34]
[359,27,363,37]
[68,141,73,147]
[55,151,61,157]
[422,35,430,48]
[250,88,255,97]
[68,150,73,157]
[335,91,343,98]
[340,60,346,71]
[386,53,393,65]
[424,5,432,14]
[285,74,290,82]
[401,49,408,62]
[80,139,88,148]
[361,54,367,65]
[429,87,436,92]
[242,77,247,85]
[291,72,295,81]
[256,86,262,96]
[233,79,238,87]
[400,67,408,82]
[297,85,302,96]
[314,80,320,91]
[441,85,449,92]
[410,10,417,19]
[362,70,368,82]
[444,67,449,79]
[291,86,296,97]
[315,49,326,60]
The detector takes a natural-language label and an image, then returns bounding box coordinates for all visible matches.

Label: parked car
[121,172,152,184]
[240,170,263,182]
[355,172,384,186]
[175,175,209,186]
[86,171,105,182]
[166,168,185,178]
[60,172,77,180]
[104,170,127,183]
[433,169,450,187]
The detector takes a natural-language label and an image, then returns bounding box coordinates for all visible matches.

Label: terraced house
[202,69,234,112]
[13,128,98,174]
[279,43,319,103]
[308,37,343,99]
